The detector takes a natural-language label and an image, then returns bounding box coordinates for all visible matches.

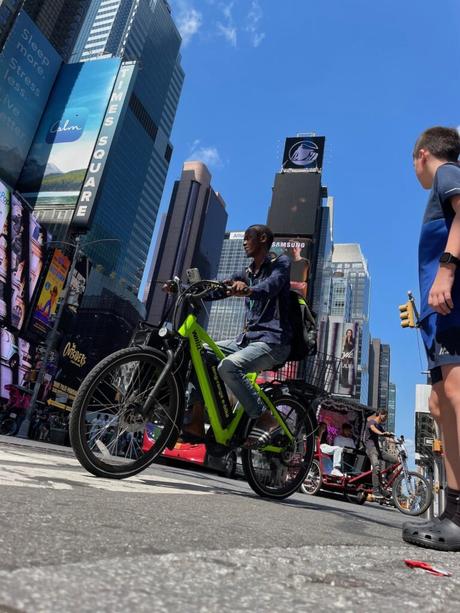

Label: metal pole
[16,236,81,438]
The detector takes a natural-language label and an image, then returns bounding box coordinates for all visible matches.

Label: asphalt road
[0,437,459,612]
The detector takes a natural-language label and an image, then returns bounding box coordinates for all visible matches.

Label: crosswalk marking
[0,448,213,495]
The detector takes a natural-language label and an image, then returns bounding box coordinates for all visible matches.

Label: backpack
[287,291,317,361]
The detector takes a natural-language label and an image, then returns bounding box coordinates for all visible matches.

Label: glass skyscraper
[36,0,184,289]
[388,381,396,433]
[206,232,248,342]
[330,243,371,404]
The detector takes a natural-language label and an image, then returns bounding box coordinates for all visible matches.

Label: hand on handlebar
[162,280,178,294]
[228,281,251,297]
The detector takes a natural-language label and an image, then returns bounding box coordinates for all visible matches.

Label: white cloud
[217,1,237,46]
[188,140,224,168]
[246,0,265,47]
[173,1,203,46]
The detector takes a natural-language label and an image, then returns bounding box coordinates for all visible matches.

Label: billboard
[30,248,70,337]
[0,11,62,186]
[10,193,26,330]
[29,213,47,301]
[267,172,322,237]
[71,62,137,230]
[18,58,121,207]
[0,181,9,320]
[271,235,313,299]
[326,318,359,396]
[282,136,325,171]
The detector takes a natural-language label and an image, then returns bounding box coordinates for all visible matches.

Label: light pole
[16,236,120,438]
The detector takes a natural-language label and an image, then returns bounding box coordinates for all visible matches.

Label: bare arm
[429,194,460,315]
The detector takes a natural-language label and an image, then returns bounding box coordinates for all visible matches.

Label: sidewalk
[0,434,73,456]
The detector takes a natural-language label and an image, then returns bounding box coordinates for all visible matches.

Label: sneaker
[330,468,343,477]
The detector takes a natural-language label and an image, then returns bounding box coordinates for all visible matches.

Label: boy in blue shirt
[403,127,460,551]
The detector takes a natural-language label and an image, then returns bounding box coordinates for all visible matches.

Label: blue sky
[142,0,460,442]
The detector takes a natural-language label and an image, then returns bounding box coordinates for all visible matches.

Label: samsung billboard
[18,58,122,207]
[0,11,62,187]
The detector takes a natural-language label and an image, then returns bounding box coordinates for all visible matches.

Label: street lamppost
[16,236,120,439]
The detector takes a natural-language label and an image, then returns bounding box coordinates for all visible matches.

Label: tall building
[34,0,184,289]
[388,381,396,433]
[329,243,371,404]
[22,0,91,61]
[368,338,391,410]
[146,161,227,327]
[206,232,248,341]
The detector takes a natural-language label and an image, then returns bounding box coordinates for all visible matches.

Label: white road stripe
[0,448,213,495]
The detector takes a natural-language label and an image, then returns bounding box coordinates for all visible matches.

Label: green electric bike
[69,276,317,499]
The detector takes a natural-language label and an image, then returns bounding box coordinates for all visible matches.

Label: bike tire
[241,392,316,500]
[70,346,183,480]
[392,470,433,516]
[0,417,18,436]
[299,459,322,495]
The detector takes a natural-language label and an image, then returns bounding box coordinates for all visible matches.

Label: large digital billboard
[18,58,121,207]
[30,248,70,337]
[267,172,322,237]
[326,317,360,397]
[0,11,62,186]
[0,181,9,321]
[10,193,26,330]
[282,136,325,171]
[271,235,313,299]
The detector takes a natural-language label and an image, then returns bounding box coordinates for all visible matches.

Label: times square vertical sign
[71,61,137,231]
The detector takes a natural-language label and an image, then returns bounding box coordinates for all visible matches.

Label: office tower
[330,243,371,404]
[33,0,184,289]
[266,135,327,310]
[368,338,391,411]
[388,381,396,433]
[146,161,227,327]
[23,0,91,61]
[206,232,248,342]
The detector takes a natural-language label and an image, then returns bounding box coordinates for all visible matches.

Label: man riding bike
[171,224,292,449]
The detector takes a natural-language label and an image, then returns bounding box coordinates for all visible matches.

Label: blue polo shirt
[419,163,460,324]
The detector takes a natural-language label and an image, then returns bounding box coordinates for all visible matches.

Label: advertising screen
[0,11,62,186]
[29,213,46,301]
[326,318,360,396]
[0,181,9,321]
[282,136,326,171]
[10,194,26,330]
[1,326,18,399]
[30,248,70,337]
[271,235,313,299]
[267,172,321,237]
[18,58,121,207]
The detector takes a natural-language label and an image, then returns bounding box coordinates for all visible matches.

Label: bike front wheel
[299,459,322,495]
[241,393,316,500]
[70,346,183,479]
[392,471,433,516]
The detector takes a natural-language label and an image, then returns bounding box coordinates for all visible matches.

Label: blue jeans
[189,340,290,418]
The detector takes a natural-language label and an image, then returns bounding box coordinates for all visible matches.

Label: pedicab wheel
[241,394,316,500]
[392,471,433,516]
[299,459,322,495]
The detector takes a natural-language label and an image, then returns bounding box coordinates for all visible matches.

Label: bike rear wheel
[392,470,432,516]
[70,347,183,479]
[241,393,316,499]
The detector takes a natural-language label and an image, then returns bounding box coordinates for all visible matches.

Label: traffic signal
[399,301,416,328]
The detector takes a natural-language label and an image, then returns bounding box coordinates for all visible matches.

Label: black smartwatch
[439,252,460,266]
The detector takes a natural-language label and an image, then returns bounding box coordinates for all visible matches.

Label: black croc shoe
[403,517,442,532]
[403,517,460,551]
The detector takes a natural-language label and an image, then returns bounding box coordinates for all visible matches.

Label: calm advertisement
[18,58,121,206]
[0,181,9,321]
[30,248,70,336]
[0,11,62,186]
[271,236,312,299]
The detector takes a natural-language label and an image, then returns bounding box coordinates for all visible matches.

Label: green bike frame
[178,314,294,452]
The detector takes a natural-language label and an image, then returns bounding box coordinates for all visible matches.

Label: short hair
[245,224,274,250]
[413,127,460,162]
[342,422,352,430]
[377,409,388,418]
